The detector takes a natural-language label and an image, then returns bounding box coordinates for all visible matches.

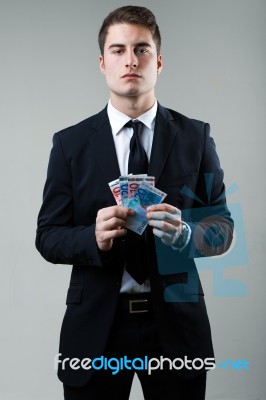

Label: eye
[135,48,149,55]
[112,49,123,55]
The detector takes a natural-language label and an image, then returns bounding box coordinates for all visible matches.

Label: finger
[147,210,181,222]
[97,206,134,222]
[152,228,173,242]
[97,217,128,232]
[152,227,182,246]
[96,227,128,243]
[147,203,180,213]
[149,219,177,233]
[148,215,182,231]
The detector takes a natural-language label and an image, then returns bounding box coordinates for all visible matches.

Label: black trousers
[63,299,206,400]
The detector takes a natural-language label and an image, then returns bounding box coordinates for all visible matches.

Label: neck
[110,94,156,119]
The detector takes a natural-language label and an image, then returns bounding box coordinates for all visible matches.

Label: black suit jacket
[36,104,233,386]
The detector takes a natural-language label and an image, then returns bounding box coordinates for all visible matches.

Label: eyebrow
[108,42,152,50]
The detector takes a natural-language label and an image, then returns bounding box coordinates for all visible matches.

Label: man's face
[99,23,162,102]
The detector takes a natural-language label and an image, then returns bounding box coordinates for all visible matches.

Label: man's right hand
[95,206,135,252]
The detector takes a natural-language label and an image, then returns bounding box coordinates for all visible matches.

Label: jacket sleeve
[183,123,234,258]
[35,133,116,266]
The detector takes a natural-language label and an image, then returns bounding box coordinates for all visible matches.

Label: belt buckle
[129,299,148,313]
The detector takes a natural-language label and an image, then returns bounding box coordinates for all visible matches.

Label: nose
[125,49,138,69]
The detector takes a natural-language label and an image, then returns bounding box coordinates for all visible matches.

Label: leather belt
[118,293,152,314]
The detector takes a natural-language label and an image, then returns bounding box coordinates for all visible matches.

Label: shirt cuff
[171,222,192,252]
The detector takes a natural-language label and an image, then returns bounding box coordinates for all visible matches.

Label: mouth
[122,73,141,79]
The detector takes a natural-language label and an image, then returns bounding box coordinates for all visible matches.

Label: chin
[126,90,140,97]
[114,89,140,97]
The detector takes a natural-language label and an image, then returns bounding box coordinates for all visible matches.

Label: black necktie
[124,120,149,284]
[126,120,148,175]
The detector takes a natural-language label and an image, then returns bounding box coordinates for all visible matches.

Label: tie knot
[124,120,143,136]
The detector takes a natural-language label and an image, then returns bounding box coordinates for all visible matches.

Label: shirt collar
[107,100,158,135]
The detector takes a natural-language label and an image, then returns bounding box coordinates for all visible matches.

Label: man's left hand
[146,203,183,246]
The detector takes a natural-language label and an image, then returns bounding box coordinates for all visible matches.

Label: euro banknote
[109,175,167,235]
[126,181,167,234]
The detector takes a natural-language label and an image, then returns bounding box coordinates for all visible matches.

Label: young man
[36,6,233,400]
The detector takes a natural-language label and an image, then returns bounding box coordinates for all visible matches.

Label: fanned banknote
[119,174,147,207]
[119,175,131,207]
[108,178,122,205]
[108,175,167,235]
[126,181,167,235]
[128,176,155,201]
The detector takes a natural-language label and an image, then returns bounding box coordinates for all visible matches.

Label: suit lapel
[90,107,121,185]
[90,104,179,188]
[148,104,178,185]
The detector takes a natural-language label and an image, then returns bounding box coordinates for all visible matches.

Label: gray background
[0,0,265,399]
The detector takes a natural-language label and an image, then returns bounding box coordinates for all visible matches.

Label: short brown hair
[98,5,161,55]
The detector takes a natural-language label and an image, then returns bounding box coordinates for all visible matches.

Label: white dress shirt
[107,100,158,293]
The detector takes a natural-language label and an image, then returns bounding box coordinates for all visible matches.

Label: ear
[157,54,163,74]
[99,55,105,75]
